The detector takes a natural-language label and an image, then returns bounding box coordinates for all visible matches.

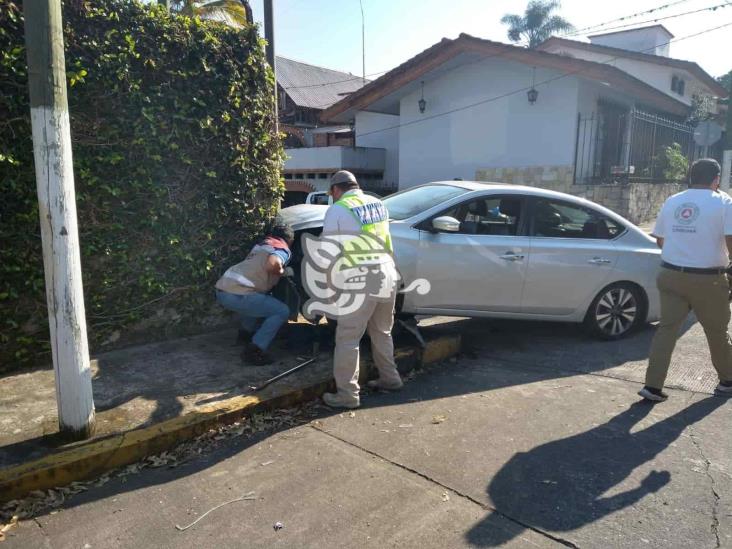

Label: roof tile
[277,56,369,110]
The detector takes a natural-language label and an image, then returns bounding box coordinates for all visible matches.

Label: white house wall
[396,58,580,188]
[355,111,399,188]
[541,43,713,108]
[589,26,671,57]
[284,145,386,171]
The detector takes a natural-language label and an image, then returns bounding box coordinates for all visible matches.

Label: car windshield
[383,184,468,220]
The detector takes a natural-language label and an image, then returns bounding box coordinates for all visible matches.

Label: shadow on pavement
[441,315,696,373]
[92,323,324,420]
[465,396,726,547]
[0,323,324,469]
[9,317,718,541]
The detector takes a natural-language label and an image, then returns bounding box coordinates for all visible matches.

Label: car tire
[584,282,646,340]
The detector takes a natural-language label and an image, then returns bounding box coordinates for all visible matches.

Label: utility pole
[359,0,365,83]
[263,0,277,131]
[24,0,96,439]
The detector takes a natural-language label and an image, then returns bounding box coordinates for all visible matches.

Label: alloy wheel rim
[595,288,637,336]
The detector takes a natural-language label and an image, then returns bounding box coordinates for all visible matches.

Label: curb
[0,334,460,503]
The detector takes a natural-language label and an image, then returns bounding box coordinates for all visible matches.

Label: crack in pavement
[32,517,46,535]
[32,516,52,548]
[29,517,53,549]
[309,424,579,548]
[683,397,722,549]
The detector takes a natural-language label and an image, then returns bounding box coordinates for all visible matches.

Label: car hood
[277,204,328,231]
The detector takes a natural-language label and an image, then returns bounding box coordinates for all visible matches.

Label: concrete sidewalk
[0,318,460,501]
[0,323,332,470]
[3,337,729,548]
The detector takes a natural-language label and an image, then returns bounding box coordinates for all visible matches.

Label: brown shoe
[241,343,274,366]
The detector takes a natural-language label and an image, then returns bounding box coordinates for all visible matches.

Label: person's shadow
[466,397,727,547]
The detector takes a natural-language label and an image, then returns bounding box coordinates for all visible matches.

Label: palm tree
[500,1,574,49]
[169,0,251,27]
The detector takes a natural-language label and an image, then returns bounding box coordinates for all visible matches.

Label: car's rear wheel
[584,282,646,340]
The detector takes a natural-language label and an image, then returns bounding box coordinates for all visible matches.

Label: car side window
[531,199,623,239]
[441,197,523,236]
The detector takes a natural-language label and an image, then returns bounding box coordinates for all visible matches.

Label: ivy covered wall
[0,0,283,370]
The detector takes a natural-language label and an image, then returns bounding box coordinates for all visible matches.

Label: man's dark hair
[269,223,294,243]
[689,158,721,187]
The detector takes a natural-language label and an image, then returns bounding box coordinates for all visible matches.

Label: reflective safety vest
[334,192,393,266]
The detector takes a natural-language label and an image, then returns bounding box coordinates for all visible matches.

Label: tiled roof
[320,33,692,122]
[276,56,369,110]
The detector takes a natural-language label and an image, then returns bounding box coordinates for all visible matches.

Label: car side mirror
[432,216,460,233]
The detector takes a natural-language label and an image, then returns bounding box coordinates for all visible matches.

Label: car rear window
[383,185,468,220]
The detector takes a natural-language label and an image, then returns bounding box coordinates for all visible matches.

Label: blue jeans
[216,289,289,351]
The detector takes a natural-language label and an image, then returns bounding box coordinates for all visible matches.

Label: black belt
[662,262,727,275]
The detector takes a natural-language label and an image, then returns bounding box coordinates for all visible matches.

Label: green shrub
[0,0,283,370]
[662,142,689,182]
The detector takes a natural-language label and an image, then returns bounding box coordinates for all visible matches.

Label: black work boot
[241,342,274,366]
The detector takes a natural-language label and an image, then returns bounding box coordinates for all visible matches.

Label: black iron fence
[574,108,697,185]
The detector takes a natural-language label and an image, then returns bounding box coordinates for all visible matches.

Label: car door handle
[500,253,525,261]
[588,257,612,265]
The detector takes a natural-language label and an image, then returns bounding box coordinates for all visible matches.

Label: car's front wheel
[584,282,646,340]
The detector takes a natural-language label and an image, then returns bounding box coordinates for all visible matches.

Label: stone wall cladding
[627,183,685,225]
[475,165,574,191]
[475,166,683,225]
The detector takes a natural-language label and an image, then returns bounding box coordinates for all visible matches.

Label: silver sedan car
[278,181,662,340]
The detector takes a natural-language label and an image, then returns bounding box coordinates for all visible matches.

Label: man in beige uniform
[640,158,732,401]
[320,171,403,409]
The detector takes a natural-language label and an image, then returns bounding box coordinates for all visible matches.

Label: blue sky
[248,0,732,80]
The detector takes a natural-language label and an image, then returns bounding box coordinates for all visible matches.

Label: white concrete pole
[722,150,732,193]
[24,0,95,439]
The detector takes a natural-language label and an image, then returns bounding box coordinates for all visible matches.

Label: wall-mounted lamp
[527,67,538,105]
[418,81,426,114]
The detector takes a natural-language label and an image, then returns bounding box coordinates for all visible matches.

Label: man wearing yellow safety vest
[320,171,403,409]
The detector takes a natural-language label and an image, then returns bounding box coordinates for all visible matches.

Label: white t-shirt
[653,188,732,268]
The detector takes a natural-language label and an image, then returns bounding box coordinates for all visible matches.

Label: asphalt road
[4,318,730,549]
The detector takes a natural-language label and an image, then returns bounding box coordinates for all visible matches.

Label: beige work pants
[333,291,401,403]
[646,268,732,389]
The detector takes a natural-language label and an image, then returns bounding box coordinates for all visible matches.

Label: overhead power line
[565,2,730,37]
[564,0,693,37]
[354,20,732,140]
[285,3,710,93]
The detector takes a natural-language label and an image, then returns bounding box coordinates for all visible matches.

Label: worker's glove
[283,266,295,278]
